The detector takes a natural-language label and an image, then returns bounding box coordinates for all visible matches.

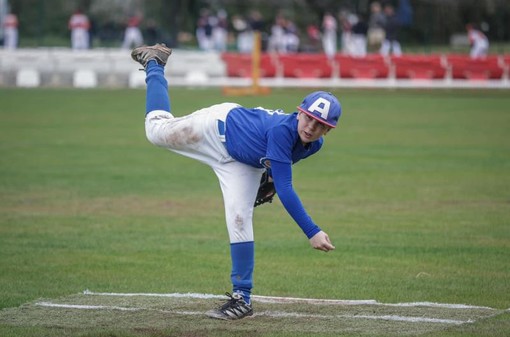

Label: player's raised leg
[131,44,176,147]
[131,44,173,114]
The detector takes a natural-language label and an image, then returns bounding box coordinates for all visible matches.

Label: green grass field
[0,87,509,336]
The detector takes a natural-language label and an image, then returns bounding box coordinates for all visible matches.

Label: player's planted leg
[230,241,254,304]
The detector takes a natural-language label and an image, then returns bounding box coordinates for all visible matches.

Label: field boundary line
[83,290,496,310]
[35,301,473,325]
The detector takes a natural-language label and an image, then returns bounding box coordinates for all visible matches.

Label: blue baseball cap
[297,91,342,128]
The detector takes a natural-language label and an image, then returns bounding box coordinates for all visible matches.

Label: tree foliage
[6,0,510,47]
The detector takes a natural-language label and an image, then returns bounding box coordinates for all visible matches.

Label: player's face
[297,111,330,144]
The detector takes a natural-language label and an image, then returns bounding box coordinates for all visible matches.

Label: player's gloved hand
[309,231,335,252]
[254,170,276,207]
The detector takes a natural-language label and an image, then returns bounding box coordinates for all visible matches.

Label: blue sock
[230,241,254,304]
[145,60,170,114]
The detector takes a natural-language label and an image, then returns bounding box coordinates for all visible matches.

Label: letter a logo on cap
[307,97,331,119]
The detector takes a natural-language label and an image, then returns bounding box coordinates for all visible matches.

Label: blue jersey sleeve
[270,159,321,239]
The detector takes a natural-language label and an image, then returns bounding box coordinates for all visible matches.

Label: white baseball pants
[145,104,265,243]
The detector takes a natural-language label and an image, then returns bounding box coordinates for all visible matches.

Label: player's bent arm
[270,160,321,239]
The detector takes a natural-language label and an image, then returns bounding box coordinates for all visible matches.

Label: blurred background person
[231,10,265,54]
[122,13,144,49]
[466,23,489,59]
[268,14,299,54]
[284,18,300,53]
[248,9,266,50]
[2,10,17,49]
[268,14,286,53]
[367,1,386,52]
[338,9,357,55]
[232,14,251,53]
[321,12,337,59]
[196,8,214,51]
[305,23,321,52]
[68,8,90,50]
[88,14,97,48]
[248,10,265,34]
[144,19,162,46]
[212,9,228,52]
[351,14,368,57]
[379,3,401,56]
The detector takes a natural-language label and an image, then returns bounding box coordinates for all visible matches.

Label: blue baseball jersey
[225,107,323,168]
[225,106,324,239]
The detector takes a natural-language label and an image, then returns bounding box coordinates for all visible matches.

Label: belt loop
[217,120,226,142]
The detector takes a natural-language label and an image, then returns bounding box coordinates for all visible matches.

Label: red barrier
[446,54,503,80]
[335,54,389,79]
[391,54,446,79]
[278,53,333,78]
[222,52,508,83]
[221,53,277,78]
[503,55,510,68]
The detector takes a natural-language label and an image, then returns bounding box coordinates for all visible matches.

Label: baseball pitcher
[131,44,342,320]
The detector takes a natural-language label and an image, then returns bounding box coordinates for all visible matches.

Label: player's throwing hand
[309,231,335,252]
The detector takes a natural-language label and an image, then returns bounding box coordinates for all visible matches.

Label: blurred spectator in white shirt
[68,8,90,50]
[321,12,337,59]
[2,12,18,49]
[122,14,144,49]
[466,23,489,59]
[213,9,228,52]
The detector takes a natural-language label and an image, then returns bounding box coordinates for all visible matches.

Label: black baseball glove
[254,170,276,207]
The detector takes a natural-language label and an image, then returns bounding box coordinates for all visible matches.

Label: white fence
[1,48,509,89]
[0,47,228,88]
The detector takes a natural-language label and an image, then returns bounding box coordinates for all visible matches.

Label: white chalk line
[35,302,473,325]
[82,289,496,310]
[36,302,140,312]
